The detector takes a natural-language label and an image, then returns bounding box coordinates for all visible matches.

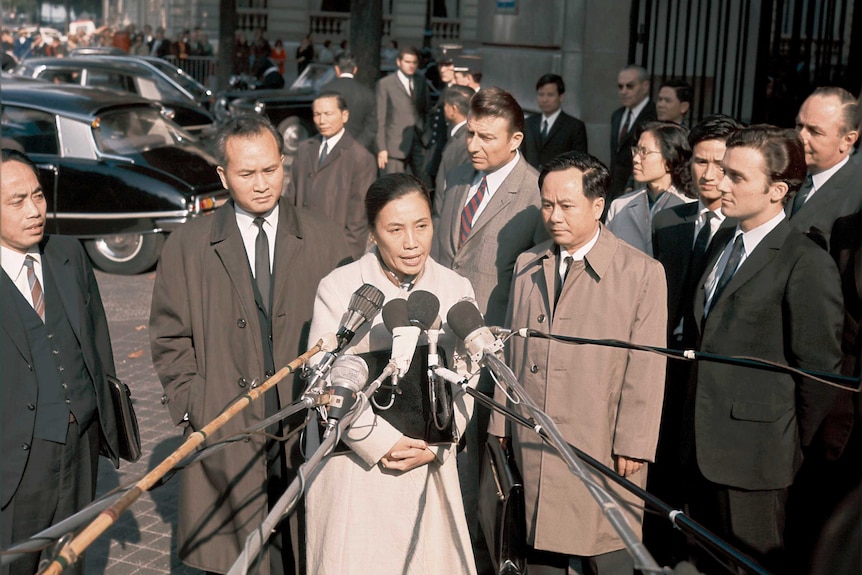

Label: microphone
[371,299,421,409]
[304,283,385,394]
[322,355,369,439]
[446,299,505,363]
[408,290,451,430]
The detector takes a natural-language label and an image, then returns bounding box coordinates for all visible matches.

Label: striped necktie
[459,176,488,248]
[23,256,45,322]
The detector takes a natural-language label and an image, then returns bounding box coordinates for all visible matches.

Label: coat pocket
[730,400,792,423]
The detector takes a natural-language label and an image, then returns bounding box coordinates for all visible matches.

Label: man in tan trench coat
[150,115,350,574]
[489,152,667,575]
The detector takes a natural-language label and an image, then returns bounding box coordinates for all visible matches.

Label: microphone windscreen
[349,283,386,320]
[382,298,410,332]
[329,354,369,392]
[407,290,440,330]
[446,299,485,340]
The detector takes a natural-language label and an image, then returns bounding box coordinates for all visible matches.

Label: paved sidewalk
[84,270,201,575]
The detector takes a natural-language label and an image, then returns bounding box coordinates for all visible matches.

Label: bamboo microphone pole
[40,334,337,575]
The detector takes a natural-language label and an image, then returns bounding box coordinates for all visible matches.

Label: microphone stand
[227,363,397,575]
[38,336,336,575]
[434,366,772,575]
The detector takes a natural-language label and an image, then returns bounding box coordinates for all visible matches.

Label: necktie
[318,141,328,167]
[459,176,488,248]
[691,212,714,261]
[618,109,631,146]
[707,234,745,313]
[23,256,45,322]
[408,77,414,97]
[253,217,271,314]
[541,119,549,142]
[790,173,814,216]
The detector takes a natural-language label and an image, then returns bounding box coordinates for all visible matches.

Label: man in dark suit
[521,73,588,170]
[422,55,456,196]
[647,114,740,566]
[433,84,472,220]
[784,86,862,570]
[150,116,349,575]
[1,149,120,575]
[609,65,656,209]
[287,92,376,259]
[321,52,377,154]
[685,126,843,572]
[433,87,546,575]
[376,46,430,184]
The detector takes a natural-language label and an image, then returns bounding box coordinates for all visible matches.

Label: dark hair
[213,115,283,166]
[725,124,806,200]
[807,86,859,135]
[536,73,565,95]
[315,91,348,112]
[365,173,431,226]
[636,121,692,191]
[689,114,743,148]
[1,147,39,177]
[443,85,474,116]
[335,51,357,72]
[469,87,525,135]
[539,152,611,200]
[398,46,419,61]
[659,78,693,105]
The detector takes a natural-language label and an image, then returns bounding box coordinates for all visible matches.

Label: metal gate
[629,0,860,127]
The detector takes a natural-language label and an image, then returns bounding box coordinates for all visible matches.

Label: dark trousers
[1,420,99,575]
[383,137,431,188]
[526,546,634,575]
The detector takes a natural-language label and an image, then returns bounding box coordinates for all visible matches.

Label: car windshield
[145,58,211,99]
[290,63,335,92]
[94,107,189,154]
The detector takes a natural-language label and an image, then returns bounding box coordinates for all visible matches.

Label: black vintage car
[13,56,216,137]
[1,80,227,274]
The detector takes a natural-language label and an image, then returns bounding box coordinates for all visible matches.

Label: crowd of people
[2,40,861,575]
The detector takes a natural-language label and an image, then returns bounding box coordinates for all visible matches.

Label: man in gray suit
[434,86,546,575]
[321,52,377,154]
[376,46,430,183]
[433,84,473,220]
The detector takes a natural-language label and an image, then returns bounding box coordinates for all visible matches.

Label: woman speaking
[305,173,479,574]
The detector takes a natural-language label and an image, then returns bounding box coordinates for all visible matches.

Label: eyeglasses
[631,146,662,158]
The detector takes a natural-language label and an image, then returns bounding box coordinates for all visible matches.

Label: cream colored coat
[305,252,479,574]
[488,229,667,557]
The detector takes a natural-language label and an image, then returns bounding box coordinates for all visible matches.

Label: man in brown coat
[149,115,350,575]
[490,152,667,575]
[287,92,377,259]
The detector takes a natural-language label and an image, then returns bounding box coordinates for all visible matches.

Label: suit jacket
[433,156,547,326]
[609,99,657,203]
[287,131,377,259]
[521,111,588,170]
[488,230,667,555]
[149,198,350,573]
[1,235,119,508]
[652,202,737,340]
[321,76,378,153]
[376,72,430,159]
[605,185,693,256]
[433,123,470,218]
[788,152,862,250]
[691,220,844,490]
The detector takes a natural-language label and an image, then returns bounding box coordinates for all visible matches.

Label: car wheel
[84,233,165,275]
[277,117,311,156]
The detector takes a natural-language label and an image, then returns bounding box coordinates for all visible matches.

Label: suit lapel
[272,201,302,318]
[43,243,82,339]
[715,223,787,304]
[541,252,557,319]
[1,271,32,362]
[211,202,260,321]
[450,177,474,251]
[625,192,651,244]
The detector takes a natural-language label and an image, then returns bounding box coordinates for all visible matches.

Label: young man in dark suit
[686,126,844,572]
[1,149,120,575]
[320,52,377,154]
[609,65,656,208]
[521,73,588,170]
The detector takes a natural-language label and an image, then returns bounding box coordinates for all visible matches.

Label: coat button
[22,443,30,450]
[237,318,247,328]
[27,403,35,410]
[27,364,33,371]
[238,377,248,388]
[530,365,539,373]
[537,314,546,323]
[265,370,274,378]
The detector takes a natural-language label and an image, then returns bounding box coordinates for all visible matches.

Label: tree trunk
[216,0,237,92]
[350,0,382,90]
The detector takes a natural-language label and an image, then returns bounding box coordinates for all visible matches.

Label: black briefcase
[106,375,142,462]
[478,438,527,575]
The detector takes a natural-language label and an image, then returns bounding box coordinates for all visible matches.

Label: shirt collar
[542,108,562,126]
[322,128,346,151]
[450,119,466,138]
[736,209,785,255]
[697,200,726,223]
[561,226,600,262]
[811,154,851,190]
[480,151,521,193]
[629,96,650,121]
[234,202,279,232]
[339,72,354,78]
[1,245,40,282]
